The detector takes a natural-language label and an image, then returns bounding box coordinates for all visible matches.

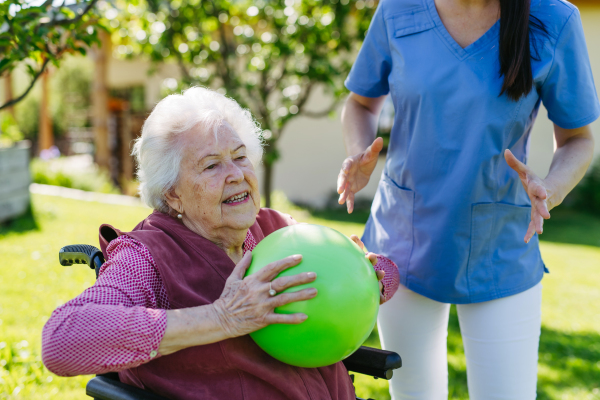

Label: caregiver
[336,0,599,397]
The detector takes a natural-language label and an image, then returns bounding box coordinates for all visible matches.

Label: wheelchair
[58,244,402,400]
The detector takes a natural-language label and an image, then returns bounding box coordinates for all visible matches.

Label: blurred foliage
[14,93,40,140]
[13,55,94,140]
[0,0,102,110]
[107,0,377,204]
[51,55,94,134]
[0,340,48,398]
[0,112,23,147]
[570,156,600,216]
[30,157,119,194]
[537,207,600,248]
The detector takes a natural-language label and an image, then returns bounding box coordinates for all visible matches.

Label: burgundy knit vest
[99,209,355,400]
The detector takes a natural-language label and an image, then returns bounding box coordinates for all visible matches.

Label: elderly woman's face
[170,122,261,234]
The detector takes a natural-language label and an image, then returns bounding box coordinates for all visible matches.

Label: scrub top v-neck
[345,0,600,304]
[426,0,500,61]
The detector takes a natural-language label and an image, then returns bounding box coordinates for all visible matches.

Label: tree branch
[302,99,340,118]
[294,78,340,118]
[39,0,99,29]
[264,55,289,94]
[295,81,315,111]
[253,69,270,126]
[177,57,191,82]
[0,58,50,111]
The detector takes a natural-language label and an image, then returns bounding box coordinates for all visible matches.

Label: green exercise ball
[244,224,380,368]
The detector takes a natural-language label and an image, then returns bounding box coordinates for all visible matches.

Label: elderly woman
[42,87,400,400]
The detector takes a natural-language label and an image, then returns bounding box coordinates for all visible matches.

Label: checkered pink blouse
[42,230,400,377]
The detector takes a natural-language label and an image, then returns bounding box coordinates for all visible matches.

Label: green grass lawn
[1,193,599,399]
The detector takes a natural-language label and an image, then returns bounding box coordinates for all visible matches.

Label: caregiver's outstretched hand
[337,137,384,213]
[504,149,554,243]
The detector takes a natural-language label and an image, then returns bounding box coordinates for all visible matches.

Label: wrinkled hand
[212,252,317,338]
[504,149,555,243]
[337,137,384,213]
[351,235,385,304]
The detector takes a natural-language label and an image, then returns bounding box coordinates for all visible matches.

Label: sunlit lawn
[1,193,599,399]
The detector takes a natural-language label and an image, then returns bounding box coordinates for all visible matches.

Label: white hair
[132,87,264,213]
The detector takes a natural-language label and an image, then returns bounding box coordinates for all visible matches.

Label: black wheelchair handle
[343,346,402,380]
[59,244,105,278]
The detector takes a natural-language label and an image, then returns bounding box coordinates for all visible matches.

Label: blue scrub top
[346,0,600,304]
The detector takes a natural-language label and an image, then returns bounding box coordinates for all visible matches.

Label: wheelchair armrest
[86,375,169,400]
[342,346,402,380]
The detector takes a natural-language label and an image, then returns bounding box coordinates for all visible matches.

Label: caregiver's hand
[337,137,384,213]
[504,149,555,243]
[213,251,318,338]
[350,235,386,304]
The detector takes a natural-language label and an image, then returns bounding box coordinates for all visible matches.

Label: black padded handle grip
[343,346,402,380]
[59,244,102,267]
[59,245,105,278]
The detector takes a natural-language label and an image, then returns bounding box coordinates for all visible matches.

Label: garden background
[1,0,600,399]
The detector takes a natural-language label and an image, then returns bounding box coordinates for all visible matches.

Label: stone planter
[0,142,31,223]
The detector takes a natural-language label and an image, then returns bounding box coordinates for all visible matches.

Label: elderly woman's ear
[165,188,184,218]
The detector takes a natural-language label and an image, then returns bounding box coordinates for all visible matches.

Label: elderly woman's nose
[225,160,245,183]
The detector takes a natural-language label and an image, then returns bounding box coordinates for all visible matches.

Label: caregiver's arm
[337,92,387,213]
[504,123,594,243]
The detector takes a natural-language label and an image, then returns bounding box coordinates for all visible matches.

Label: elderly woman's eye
[206,164,216,170]
[236,156,246,160]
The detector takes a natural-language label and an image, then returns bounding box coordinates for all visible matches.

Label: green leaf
[0,57,10,73]
[25,63,35,77]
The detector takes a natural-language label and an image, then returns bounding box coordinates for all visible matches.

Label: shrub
[0,114,24,147]
[571,156,600,215]
[30,157,120,194]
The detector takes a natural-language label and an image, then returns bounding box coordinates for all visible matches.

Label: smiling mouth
[223,191,249,204]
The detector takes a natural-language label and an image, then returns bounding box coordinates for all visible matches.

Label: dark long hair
[499,0,547,101]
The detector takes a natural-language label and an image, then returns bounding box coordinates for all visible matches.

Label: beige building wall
[263,87,384,208]
[107,59,181,109]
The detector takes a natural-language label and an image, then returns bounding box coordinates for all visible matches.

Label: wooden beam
[92,29,111,170]
[38,69,54,153]
[4,72,15,119]
[121,102,134,182]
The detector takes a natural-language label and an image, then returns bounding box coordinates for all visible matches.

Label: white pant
[378,283,542,400]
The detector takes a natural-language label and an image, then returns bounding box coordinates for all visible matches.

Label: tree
[0,0,101,111]
[112,0,376,207]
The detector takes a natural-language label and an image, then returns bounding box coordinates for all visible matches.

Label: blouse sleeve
[539,8,600,129]
[344,1,392,98]
[41,236,169,377]
[374,255,400,302]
